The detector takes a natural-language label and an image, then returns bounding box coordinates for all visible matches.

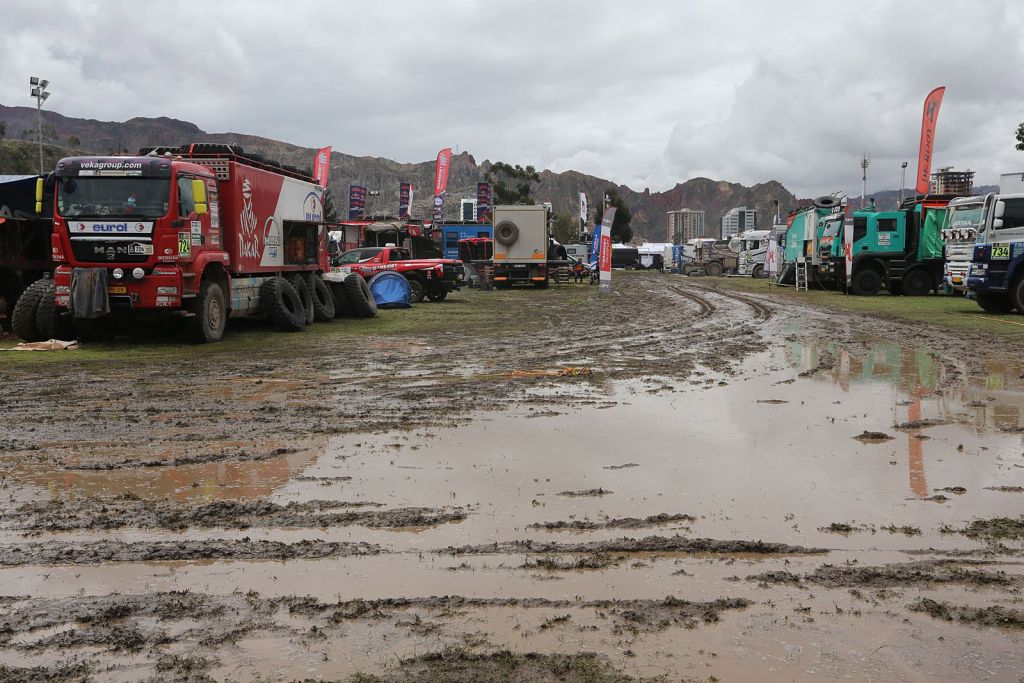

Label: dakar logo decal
[238,178,260,259]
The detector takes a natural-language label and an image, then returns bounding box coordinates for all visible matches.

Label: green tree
[66,135,81,147]
[551,213,578,244]
[322,188,339,222]
[1016,122,1024,152]
[593,188,633,244]
[485,161,540,205]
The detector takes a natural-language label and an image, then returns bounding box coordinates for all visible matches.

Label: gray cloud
[2,0,1022,196]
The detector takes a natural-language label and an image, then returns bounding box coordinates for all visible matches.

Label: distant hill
[0,104,804,240]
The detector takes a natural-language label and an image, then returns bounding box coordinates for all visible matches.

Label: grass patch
[684,276,1024,337]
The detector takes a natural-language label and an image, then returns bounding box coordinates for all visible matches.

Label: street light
[29,76,51,174]
[899,161,908,206]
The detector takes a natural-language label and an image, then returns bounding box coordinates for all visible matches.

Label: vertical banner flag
[476,182,491,222]
[590,219,602,265]
[843,219,854,289]
[598,207,616,295]
[399,183,412,219]
[915,87,946,195]
[348,185,367,220]
[766,238,779,280]
[432,147,452,222]
[579,192,588,223]
[313,146,332,188]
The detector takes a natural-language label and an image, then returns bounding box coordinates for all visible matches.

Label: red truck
[328,245,464,302]
[19,144,347,343]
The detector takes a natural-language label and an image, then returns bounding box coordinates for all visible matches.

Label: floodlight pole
[30,77,51,174]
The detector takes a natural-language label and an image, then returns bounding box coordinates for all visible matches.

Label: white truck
[731,229,771,278]
[492,205,549,288]
[941,195,985,292]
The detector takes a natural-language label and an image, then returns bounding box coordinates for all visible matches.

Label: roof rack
[136,143,315,183]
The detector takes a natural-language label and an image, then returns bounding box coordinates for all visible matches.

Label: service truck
[778,197,844,287]
[732,229,771,278]
[23,144,335,343]
[1,174,54,338]
[492,205,549,288]
[941,195,986,292]
[818,196,951,296]
[966,191,1024,313]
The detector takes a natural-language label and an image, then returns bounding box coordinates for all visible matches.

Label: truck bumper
[54,265,185,311]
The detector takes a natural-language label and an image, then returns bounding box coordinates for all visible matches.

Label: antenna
[860,152,870,210]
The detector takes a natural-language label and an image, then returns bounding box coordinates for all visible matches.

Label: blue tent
[368,271,411,309]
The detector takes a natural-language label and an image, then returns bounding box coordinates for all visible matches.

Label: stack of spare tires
[252,271,377,334]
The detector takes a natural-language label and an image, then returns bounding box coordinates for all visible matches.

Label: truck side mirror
[993,219,1004,229]
[192,179,208,215]
[995,201,1005,219]
[35,177,44,214]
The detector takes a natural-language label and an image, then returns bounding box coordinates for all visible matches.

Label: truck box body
[999,173,1024,194]
[492,205,548,285]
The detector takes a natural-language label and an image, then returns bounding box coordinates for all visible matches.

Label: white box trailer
[1000,173,1024,194]
[492,205,549,288]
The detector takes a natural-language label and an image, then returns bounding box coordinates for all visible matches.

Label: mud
[911,598,1024,629]
[4,274,1024,680]
[853,430,894,443]
[3,498,460,532]
[0,539,380,566]
[527,514,695,531]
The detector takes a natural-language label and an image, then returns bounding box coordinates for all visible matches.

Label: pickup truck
[329,246,464,303]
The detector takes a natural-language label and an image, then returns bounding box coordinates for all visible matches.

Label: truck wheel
[35,280,73,340]
[901,269,932,296]
[426,289,448,302]
[850,268,881,296]
[12,278,49,342]
[976,291,1013,314]
[344,273,378,318]
[533,279,549,289]
[329,281,351,317]
[288,274,315,325]
[751,264,764,279]
[494,221,519,246]
[307,273,335,322]
[1009,275,1024,314]
[406,275,426,304]
[187,280,227,343]
[261,276,306,332]
[706,261,723,277]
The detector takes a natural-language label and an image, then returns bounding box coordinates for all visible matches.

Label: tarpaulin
[368,270,411,309]
[920,206,947,260]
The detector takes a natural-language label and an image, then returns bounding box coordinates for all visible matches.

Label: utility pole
[860,152,870,210]
[29,77,51,174]
[899,161,908,206]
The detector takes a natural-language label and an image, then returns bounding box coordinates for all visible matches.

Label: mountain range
[2,104,950,240]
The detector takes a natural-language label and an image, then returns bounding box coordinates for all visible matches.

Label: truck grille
[70,238,151,263]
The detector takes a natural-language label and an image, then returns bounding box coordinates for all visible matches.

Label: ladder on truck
[795,258,810,291]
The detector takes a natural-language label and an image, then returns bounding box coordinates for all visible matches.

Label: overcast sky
[2,1,1022,196]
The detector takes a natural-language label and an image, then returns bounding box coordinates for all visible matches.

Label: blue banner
[590,222,601,265]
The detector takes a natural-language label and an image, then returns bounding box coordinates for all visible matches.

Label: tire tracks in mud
[669,280,773,321]
[666,284,716,317]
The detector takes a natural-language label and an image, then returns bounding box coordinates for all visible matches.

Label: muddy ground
[1,272,1023,681]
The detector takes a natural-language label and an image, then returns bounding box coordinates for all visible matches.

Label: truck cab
[966,192,1024,312]
[941,195,986,292]
[734,229,770,277]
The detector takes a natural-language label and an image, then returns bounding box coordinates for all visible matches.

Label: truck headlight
[112,268,124,279]
[132,267,145,279]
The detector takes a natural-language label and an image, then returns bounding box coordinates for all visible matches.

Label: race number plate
[991,244,1010,260]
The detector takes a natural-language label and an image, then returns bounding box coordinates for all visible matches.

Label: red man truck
[29,144,338,343]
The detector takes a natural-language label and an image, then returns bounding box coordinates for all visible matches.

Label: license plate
[108,286,127,294]
[952,276,962,284]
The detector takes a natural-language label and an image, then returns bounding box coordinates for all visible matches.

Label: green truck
[776,197,845,286]
[817,197,951,295]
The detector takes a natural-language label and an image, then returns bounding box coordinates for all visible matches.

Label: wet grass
[692,275,1024,337]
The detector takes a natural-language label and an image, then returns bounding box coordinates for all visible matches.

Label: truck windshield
[337,248,382,264]
[949,206,984,230]
[58,177,170,219]
[821,219,842,238]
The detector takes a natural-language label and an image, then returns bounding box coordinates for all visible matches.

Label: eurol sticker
[72,221,154,235]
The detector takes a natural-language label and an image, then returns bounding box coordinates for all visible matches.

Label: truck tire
[344,273,378,318]
[262,275,306,332]
[406,275,426,304]
[850,268,881,296]
[1009,275,1024,314]
[329,281,351,317]
[35,279,74,340]
[426,289,448,302]
[976,291,1013,314]
[751,264,764,279]
[901,268,932,296]
[706,261,723,277]
[12,278,49,342]
[307,273,335,322]
[187,280,227,343]
[814,196,841,209]
[288,274,315,325]
[494,221,519,246]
